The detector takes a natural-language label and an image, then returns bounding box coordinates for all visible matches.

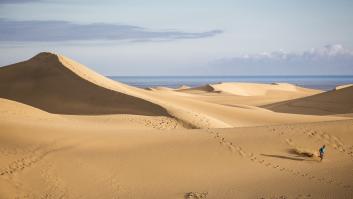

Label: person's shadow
[261,148,318,162]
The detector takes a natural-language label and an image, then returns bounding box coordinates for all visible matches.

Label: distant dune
[146,86,174,91]
[264,85,353,115]
[179,82,320,96]
[335,84,353,90]
[147,85,190,91]
[133,81,344,128]
[176,85,190,90]
[174,82,322,108]
[0,52,169,116]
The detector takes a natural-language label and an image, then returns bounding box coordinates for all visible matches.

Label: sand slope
[0,52,168,116]
[0,98,183,131]
[264,85,353,115]
[1,104,353,198]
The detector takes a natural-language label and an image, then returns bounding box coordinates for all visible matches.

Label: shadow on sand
[261,154,306,161]
[261,148,319,162]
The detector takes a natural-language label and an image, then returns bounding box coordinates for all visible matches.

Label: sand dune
[146,82,338,128]
[0,52,168,116]
[148,85,190,91]
[176,82,321,107]
[176,85,191,90]
[1,104,353,198]
[146,86,174,91]
[336,84,353,90]
[1,52,353,198]
[264,85,353,115]
[0,52,347,130]
[179,82,320,96]
[145,88,346,128]
[2,53,342,129]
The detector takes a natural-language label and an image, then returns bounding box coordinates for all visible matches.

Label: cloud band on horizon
[0,19,222,42]
[209,45,353,75]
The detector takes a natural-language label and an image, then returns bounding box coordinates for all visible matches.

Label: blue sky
[0,0,353,75]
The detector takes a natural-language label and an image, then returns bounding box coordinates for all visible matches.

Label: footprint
[338,146,345,152]
[227,145,235,152]
[285,138,293,146]
[238,150,245,157]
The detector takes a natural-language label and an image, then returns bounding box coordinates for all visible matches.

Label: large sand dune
[0,52,168,116]
[264,85,353,115]
[1,52,353,198]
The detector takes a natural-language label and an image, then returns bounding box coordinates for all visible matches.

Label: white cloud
[235,44,353,60]
[211,45,353,75]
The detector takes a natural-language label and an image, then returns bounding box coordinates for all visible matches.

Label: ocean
[108,76,353,91]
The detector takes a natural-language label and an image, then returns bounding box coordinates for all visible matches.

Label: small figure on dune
[319,145,326,161]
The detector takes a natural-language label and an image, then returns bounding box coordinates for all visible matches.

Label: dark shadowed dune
[0,52,169,116]
[263,85,353,115]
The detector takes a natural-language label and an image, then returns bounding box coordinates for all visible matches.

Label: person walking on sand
[319,145,326,161]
